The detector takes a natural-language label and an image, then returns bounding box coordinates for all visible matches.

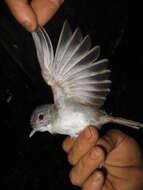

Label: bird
[29,21,143,138]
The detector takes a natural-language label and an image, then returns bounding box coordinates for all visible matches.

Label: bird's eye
[38,114,44,121]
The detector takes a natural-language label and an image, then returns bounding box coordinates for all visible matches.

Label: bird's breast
[51,102,106,137]
[53,109,90,137]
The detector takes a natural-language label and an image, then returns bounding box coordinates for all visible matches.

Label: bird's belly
[53,109,90,137]
[52,103,108,137]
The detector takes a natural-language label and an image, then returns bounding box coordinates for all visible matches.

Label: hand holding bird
[63,127,143,190]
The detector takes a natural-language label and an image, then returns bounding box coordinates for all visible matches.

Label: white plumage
[32,21,111,108]
[30,21,143,138]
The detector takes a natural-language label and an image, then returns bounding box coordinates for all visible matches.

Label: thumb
[5,0,38,32]
[96,129,127,156]
[31,0,64,27]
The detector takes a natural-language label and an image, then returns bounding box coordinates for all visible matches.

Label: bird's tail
[107,115,143,129]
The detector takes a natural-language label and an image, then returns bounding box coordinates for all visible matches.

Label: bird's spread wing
[32,21,111,108]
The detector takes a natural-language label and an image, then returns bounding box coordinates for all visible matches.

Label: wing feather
[61,59,108,81]
[61,46,100,80]
[57,27,83,75]
[32,27,54,71]
[58,35,91,79]
[54,21,72,66]
[32,21,111,108]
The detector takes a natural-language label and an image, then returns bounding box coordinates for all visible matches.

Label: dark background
[0,1,141,190]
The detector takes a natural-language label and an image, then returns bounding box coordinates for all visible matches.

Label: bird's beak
[29,129,38,138]
[29,126,50,137]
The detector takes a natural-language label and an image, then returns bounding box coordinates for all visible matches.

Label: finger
[104,130,143,166]
[62,137,75,153]
[95,130,126,158]
[96,135,115,155]
[5,0,38,32]
[105,129,127,146]
[69,146,105,186]
[68,126,99,165]
[31,0,64,26]
[82,171,104,190]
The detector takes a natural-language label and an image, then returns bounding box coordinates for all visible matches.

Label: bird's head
[29,104,53,137]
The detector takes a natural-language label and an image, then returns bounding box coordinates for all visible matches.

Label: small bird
[30,21,143,138]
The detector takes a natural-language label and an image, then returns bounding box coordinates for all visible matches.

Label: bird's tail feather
[108,115,143,129]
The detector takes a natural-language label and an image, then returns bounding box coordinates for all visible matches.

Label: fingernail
[70,170,79,185]
[22,20,37,32]
[93,172,102,182]
[84,128,92,139]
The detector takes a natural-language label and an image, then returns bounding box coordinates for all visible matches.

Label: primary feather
[32,21,111,108]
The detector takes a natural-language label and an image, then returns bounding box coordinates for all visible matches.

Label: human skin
[63,127,143,190]
[5,0,64,32]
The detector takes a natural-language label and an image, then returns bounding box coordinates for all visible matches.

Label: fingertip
[91,171,104,186]
[62,137,75,153]
[89,126,99,139]
[21,17,38,32]
[92,170,104,181]
[31,0,64,26]
[16,6,38,32]
[82,171,104,190]
[68,151,75,166]
[81,126,99,143]
[69,167,82,187]
[89,146,105,162]
[5,0,38,32]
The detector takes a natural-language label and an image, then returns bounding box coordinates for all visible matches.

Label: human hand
[63,127,143,190]
[5,0,64,32]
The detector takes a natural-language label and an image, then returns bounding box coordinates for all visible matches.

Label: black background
[0,1,142,190]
